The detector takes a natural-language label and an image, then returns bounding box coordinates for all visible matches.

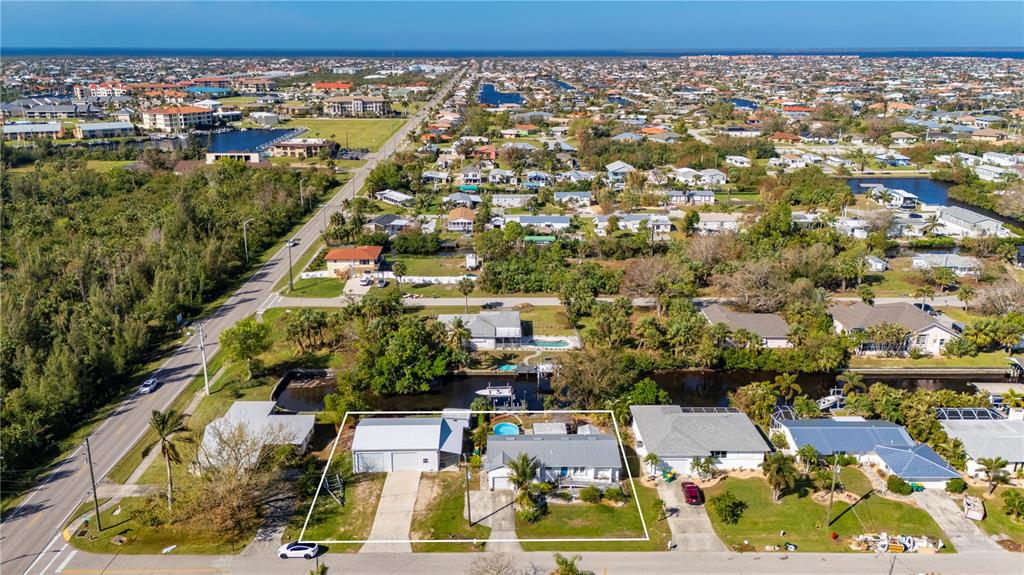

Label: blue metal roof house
[778,418,961,488]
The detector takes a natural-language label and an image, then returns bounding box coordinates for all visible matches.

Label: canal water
[845,177,951,205]
[276,370,998,413]
[206,128,300,153]
[478,84,524,106]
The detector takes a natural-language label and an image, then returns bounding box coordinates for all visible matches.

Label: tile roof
[325,245,383,261]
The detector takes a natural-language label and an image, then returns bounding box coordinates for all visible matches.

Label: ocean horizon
[4,47,1023,59]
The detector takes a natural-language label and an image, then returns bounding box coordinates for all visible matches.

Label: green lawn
[217,96,258,105]
[278,118,405,151]
[411,471,490,552]
[290,277,346,298]
[703,470,951,552]
[965,486,1024,547]
[392,255,468,277]
[286,453,385,553]
[518,482,671,551]
[849,351,1011,369]
[68,496,246,554]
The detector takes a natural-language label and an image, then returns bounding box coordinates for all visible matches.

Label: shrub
[943,337,979,358]
[1003,489,1024,522]
[908,347,930,360]
[836,454,859,467]
[707,490,747,525]
[886,475,914,496]
[579,486,602,504]
[945,478,968,494]
[770,432,789,449]
[549,490,573,501]
[517,506,544,523]
[603,486,626,503]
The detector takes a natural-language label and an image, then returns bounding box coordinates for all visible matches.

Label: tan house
[325,246,384,275]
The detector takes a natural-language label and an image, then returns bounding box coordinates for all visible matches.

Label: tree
[220,318,272,379]
[763,452,799,501]
[643,453,660,477]
[551,349,640,409]
[457,277,475,314]
[690,456,717,481]
[144,409,189,511]
[914,286,936,305]
[391,261,408,294]
[553,554,593,575]
[977,457,1009,495]
[857,284,875,306]
[707,490,746,525]
[506,453,541,508]
[837,371,866,396]
[771,373,801,402]
[796,444,820,473]
[445,317,472,369]
[1002,389,1024,409]
[793,395,822,419]
[1003,490,1024,523]
[957,284,975,310]
[728,381,777,429]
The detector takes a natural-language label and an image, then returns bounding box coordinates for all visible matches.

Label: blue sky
[3,1,1023,52]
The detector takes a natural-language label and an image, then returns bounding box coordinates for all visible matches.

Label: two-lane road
[0,71,464,575]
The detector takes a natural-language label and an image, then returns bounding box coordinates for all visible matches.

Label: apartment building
[72,121,137,139]
[323,95,391,117]
[141,105,215,132]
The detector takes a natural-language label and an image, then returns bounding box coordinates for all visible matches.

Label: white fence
[297,270,477,284]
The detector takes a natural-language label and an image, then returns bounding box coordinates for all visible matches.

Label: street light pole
[241,218,253,267]
[198,322,210,395]
[85,436,102,531]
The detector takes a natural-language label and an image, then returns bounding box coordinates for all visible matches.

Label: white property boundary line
[299,409,650,544]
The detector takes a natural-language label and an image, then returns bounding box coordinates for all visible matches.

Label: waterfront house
[701,303,792,349]
[875,152,911,167]
[72,121,136,139]
[828,301,957,356]
[351,416,468,473]
[911,253,981,277]
[199,401,314,469]
[630,406,771,474]
[484,433,622,489]
[436,311,522,350]
[2,122,65,141]
[938,409,1024,479]
[446,207,476,233]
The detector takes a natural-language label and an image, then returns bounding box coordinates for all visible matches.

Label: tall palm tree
[1001,389,1024,409]
[457,277,475,314]
[643,452,660,477]
[506,453,541,508]
[772,373,801,402]
[763,452,799,502]
[445,317,472,369]
[391,261,408,295]
[921,214,940,236]
[144,409,189,511]
[956,284,975,311]
[837,372,866,396]
[914,286,936,305]
[977,457,1009,495]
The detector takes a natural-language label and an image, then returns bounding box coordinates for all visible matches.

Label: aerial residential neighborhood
[2,2,1024,575]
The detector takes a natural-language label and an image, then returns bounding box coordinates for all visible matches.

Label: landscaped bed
[410,471,490,552]
[702,468,952,553]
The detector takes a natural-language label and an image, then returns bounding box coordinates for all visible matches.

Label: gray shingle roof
[701,303,791,339]
[828,301,953,335]
[484,434,622,471]
[437,311,522,339]
[630,405,770,457]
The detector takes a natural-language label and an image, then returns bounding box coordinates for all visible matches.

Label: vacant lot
[410,471,490,551]
[279,118,405,150]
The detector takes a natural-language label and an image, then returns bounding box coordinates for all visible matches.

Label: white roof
[352,417,464,454]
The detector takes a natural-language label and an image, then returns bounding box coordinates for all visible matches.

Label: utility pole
[241,218,253,267]
[826,454,839,526]
[299,177,307,211]
[198,322,210,395]
[287,241,295,292]
[85,436,102,531]
[464,454,473,526]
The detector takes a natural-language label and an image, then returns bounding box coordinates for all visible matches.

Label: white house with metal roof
[199,401,315,469]
[436,311,522,350]
[630,406,771,474]
[484,433,623,490]
[351,416,467,473]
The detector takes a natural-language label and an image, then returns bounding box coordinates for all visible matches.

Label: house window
[710,451,727,459]
[915,335,928,345]
[422,458,429,464]
[636,440,644,448]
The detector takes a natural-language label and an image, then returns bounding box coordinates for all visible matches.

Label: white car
[138,378,159,394]
[277,541,319,559]
[358,274,373,287]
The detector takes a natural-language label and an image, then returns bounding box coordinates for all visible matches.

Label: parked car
[376,278,388,288]
[277,541,319,559]
[681,481,704,505]
[913,302,937,315]
[482,302,503,310]
[358,274,372,287]
[138,378,159,395]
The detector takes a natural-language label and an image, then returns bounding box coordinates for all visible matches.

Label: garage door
[491,476,512,490]
[392,452,422,471]
[356,452,386,473]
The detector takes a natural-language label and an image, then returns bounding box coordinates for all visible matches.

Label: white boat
[476,384,513,398]
[817,388,846,410]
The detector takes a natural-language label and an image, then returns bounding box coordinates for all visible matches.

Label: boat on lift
[817,387,846,411]
[476,383,514,398]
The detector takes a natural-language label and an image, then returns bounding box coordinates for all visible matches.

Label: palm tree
[506,452,541,508]
[391,261,408,295]
[796,444,820,473]
[857,284,875,306]
[913,286,935,305]
[457,276,475,314]
[553,553,593,575]
[956,284,975,310]
[837,371,866,396]
[643,453,661,477]
[763,452,799,502]
[144,409,189,511]
[445,317,471,368]
[1001,389,1024,409]
[977,457,1009,495]
[921,214,940,236]
[772,373,801,402]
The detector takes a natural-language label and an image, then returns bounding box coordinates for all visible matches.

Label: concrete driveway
[361,471,421,553]
[912,490,1002,552]
[656,480,727,551]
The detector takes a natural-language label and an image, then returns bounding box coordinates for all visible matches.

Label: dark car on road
[681,481,704,505]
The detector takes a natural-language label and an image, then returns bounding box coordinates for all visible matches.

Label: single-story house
[484,433,622,489]
[199,401,314,468]
[364,213,415,236]
[491,194,534,208]
[725,155,752,168]
[911,253,981,277]
[437,311,522,349]
[553,191,593,206]
[700,168,727,186]
[701,303,792,348]
[777,417,958,488]
[666,190,715,206]
[325,245,384,275]
[696,212,741,233]
[939,410,1024,478]
[504,214,572,232]
[828,301,957,356]
[444,192,482,208]
[351,416,468,473]
[376,189,415,207]
[594,214,671,237]
[630,406,771,474]
[937,205,1012,239]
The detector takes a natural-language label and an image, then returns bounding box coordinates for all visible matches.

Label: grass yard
[410,471,490,552]
[285,455,386,553]
[518,482,671,551]
[217,96,258,105]
[965,486,1024,548]
[703,470,951,553]
[68,496,245,554]
[290,277,346,298]
[279,118,405,151]
[392,255,468,276]
[849,350,1011,369]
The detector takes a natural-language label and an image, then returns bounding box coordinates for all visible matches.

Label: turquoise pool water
[497,364,518,372]
[493,422,520,435]
[533,339,570,348]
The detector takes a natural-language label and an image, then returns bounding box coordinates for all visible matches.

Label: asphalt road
[36,548,1024,575]
[0,72,463,575]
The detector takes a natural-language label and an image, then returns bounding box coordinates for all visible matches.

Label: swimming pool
[532,339,570,348]
[493,422,520,436]
[497,364,518,372]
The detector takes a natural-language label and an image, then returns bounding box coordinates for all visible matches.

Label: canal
[478,83,524,106]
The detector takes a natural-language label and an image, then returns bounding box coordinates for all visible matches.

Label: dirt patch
[997,539,1024,552]
[413,472,447,518]
[811,490,859,505]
